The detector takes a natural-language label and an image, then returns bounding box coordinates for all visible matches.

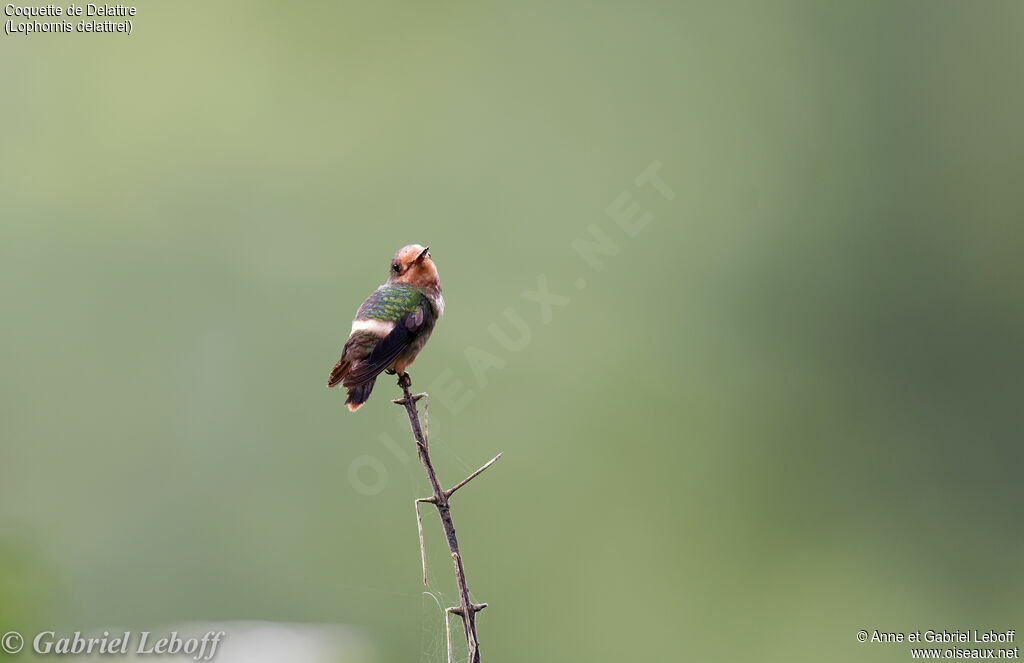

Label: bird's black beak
[416,246,431,262]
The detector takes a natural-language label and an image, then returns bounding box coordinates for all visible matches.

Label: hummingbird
[327,244,444,411]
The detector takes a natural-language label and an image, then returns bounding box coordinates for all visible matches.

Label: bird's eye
[392,263,401,273]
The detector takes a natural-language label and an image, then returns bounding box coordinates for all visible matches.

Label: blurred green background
[2,1,1022,661]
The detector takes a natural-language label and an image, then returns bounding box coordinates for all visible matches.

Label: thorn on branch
[450,603,488,617]
[446,453,503,499]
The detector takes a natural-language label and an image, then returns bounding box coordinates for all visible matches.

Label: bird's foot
[384,368,397,375]
[397,372,411,388]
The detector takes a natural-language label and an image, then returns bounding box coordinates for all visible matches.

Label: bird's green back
[355,284,428,322]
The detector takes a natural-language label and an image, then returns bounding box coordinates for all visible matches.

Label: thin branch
[414,497,435,585]
[445,607,457,663]
[446,453,503,498]
[393,372,500,663]
[421,392,429,447]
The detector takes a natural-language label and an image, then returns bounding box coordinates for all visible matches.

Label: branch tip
[446,453,503,498]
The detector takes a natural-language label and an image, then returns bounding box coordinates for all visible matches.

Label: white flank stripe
[350,318,395,336]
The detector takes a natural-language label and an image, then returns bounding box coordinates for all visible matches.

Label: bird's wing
[342,287,431,386]
[327,331,377,388]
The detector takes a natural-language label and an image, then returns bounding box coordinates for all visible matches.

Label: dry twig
[393,372,500,663]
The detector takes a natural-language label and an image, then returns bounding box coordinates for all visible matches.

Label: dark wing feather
[327,330,378,388]
[342,305,427,386]
[327,356,349,388]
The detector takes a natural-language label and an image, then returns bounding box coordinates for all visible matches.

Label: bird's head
[388,244,440,290]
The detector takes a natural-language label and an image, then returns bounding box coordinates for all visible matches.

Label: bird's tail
[345,379,377,412]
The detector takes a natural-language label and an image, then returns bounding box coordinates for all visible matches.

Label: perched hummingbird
[327,244,444,411]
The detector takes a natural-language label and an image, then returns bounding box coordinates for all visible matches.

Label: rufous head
[387,244,441,290]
